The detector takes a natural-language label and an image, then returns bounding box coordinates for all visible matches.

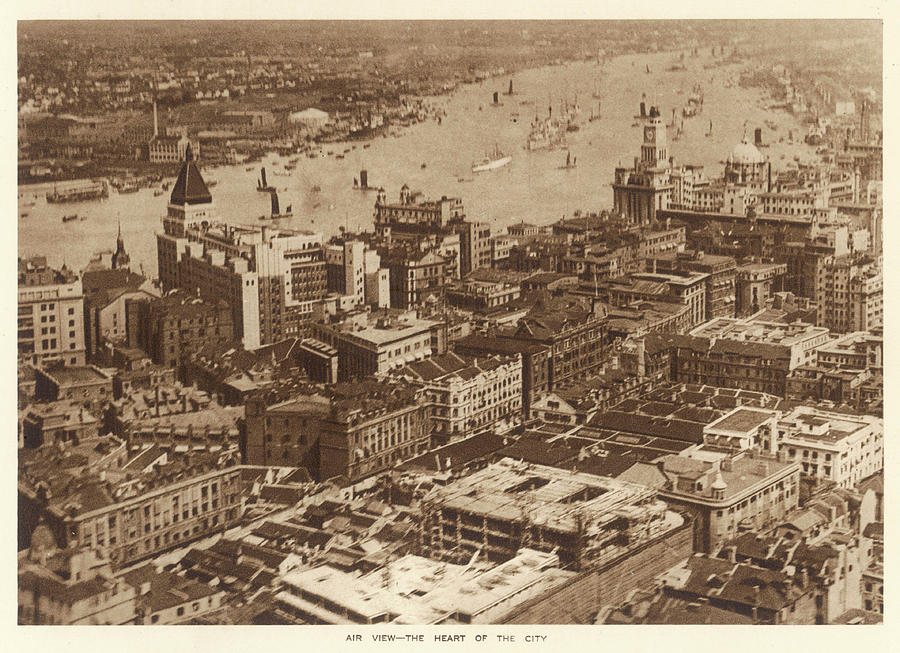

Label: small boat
[421,162,427,169]
[62,214,78,223]
[363,143,371,149]
[19,212,28,218]
[560,151,577,170]
[154,189,164,197]
[245,167,254,172]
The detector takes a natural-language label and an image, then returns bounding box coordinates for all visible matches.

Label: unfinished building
[419,457,683,570]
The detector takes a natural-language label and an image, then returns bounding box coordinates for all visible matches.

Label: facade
[777,407,883,488]
[157,150,326,349]
[132,290,235,368]
[612,106,673,224]
[651,449,801,553]
[390,352,523,444]
[19,441,244,569]
[383,249,450,309]
[244,381,429,482]
[736,262,787,316]
[148,133,195,163]
[816,254,882,334]
[312,311,444,381]
[18,257,87,366]
[649,250,737,320]
[500,299,607,391]
[18,546,137,625]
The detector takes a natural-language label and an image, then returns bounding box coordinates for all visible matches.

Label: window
[177,607,184,617]
[151,615,159,624]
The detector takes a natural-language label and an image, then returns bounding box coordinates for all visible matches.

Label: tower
[639,106,668,169]
[111,218,130,271]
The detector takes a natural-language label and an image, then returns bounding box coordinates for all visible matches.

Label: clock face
[644,126,655,143]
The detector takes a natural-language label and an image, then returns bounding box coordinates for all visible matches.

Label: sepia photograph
[12,7,887,636]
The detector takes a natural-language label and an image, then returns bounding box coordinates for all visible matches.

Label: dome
[729,140,765,165]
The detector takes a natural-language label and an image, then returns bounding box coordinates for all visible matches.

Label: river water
[18,48,816,278]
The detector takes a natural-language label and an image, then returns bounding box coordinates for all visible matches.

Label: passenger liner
[472,145,512,173]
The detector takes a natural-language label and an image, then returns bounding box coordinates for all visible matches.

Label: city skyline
[12,14,888,644]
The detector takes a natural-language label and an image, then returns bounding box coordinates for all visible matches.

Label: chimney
[153,100,159,138]
[726,545,737,563]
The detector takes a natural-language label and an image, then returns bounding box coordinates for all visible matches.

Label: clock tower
[640,107,668,168]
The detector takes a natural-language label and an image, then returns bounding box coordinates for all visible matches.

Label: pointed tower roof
[169,144,212,205]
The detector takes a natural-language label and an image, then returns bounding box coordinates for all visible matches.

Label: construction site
[418,457,684,570]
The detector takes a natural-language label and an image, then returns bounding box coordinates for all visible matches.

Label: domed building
[724,139,771,189]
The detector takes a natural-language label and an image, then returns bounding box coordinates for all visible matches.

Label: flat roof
[707,408,776,434]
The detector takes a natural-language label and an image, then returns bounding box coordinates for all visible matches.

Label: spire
[169,144,212,206]
[111,216,130,271]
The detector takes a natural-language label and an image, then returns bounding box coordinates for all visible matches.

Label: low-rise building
[389,352,522,444]
[777,406,883,488]
[18,438,244,569]
[312,310,445,381]
[244,380,428,482]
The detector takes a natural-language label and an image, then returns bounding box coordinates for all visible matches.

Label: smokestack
[640,101,646,118]
[153,100,159,138]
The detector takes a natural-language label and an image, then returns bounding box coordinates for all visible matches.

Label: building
[311,310,444,381]
[374,186,465,234]
[132,290,235,368]
[18,257,86,366]
[497,296,607,392]
[21,400,101,449]
[382,248,450,309]
[445,278,521,310]
[18,439,244,569]
[389,352,523,444]
[156,148,326,349]
[324,239,390,309]
[612,106,673,224]
[18,541,137,625]
[777,406,883,488]
[816,254,882,333]
[275,549,574,625]
[453,335,550,414]
[735,262,787,316]
[419,457,683,570]
[642,448,801,553]
[33,363,113,412]
[244,380,428,482]
[689,317,831,370]
[288,108,330,133]
[648,250,737,320]
[82,266,159,360]
[149,133,196,164]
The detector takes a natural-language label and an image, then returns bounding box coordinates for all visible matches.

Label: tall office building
[157,148,326,349]
[18,257,86,367]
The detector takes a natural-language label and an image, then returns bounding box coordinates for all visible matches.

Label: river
[18,48,816,278]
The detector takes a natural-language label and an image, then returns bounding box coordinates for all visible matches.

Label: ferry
[472,145,512,173]
[46,180,109,203]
